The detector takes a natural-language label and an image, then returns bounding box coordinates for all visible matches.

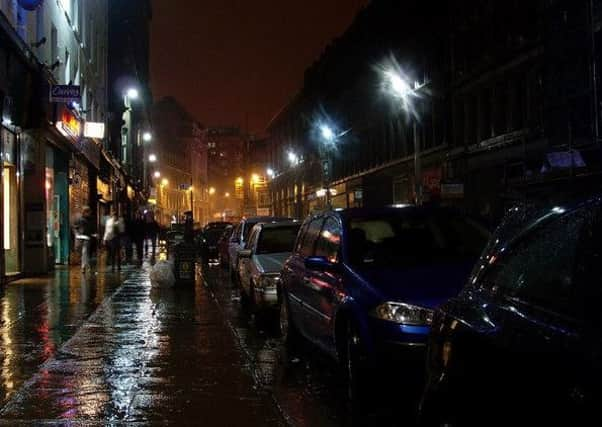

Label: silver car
[237,221,301,312]
[227,216,291,281]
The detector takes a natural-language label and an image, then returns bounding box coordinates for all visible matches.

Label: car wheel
[344,320,368,404]
[279,292,299,349]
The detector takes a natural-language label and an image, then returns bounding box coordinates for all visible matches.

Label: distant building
[203,127,247,219]
[151,97,206,226]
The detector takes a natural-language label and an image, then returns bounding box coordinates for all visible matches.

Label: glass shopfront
[2,127,20,275]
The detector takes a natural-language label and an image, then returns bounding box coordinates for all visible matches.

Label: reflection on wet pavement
[203,265,416,427]
[0,261,283,425]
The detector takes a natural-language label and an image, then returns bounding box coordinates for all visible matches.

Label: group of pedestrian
[74,206,160,274]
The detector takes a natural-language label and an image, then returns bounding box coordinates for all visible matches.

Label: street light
[154,171,161,178]
[225,192,230,198]
[143,132,152,142]
[148,154,157,163]
[382,65,425,205]
[161,178,168,186]
[266,168,275,178]
[320,124,336,143]
[251,173,260,184]
[126,88,139,100]
[209,187,216,195]
[287,151,299,166]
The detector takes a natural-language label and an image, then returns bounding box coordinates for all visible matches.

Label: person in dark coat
[74,206,95,273]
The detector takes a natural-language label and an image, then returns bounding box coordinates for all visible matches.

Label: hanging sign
[55,108,81,139]
[50,85,81,103]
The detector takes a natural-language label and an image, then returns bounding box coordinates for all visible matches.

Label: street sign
[50,85,81,103]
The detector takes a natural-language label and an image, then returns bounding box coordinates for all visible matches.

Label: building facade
[1,0,111,279]
[266,0,601,224]
[150,97,206,227]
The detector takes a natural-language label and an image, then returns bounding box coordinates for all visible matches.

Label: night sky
[150,0,368,134]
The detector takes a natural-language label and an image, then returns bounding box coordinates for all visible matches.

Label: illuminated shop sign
[84,122,105,139]
[55,109,81,140]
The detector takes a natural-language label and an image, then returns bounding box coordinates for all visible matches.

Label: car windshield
[204,228,226,244]
[346,212,490,269]
[256,225,301,254]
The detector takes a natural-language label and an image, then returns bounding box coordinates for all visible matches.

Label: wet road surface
[0,259,283,425]
[202,263,421,427]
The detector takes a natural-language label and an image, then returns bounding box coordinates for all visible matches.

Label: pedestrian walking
[103,211,124,271]
[131,212,145,265]
[73,206,95,273]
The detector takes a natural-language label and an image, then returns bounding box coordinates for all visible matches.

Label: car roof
[254,220,301,229]
[242,216,292,223]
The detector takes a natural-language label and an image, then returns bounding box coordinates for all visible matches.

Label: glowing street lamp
[161,178,168,186]
[382,64,425,205]
[287,151,299,166]
[320,124,335,143]
[251,173,260,184]
[235,177,244,186]
[209,187,216,195]
[266,168,275,178]
[225,192,230,198]
[126,88,139,100]
[148,154,157,163]
[143,132,153,142]
[153,171,161,178]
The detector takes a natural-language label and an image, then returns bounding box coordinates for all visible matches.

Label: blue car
[278,206,490,399]
[419,197,602,426]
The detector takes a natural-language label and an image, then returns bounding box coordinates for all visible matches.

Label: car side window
[315,217,342,263]
[300,218,324,257]
[231,225,241,242]
[247,227,260,251]
[481,209,588,317]
[294,222,309,254]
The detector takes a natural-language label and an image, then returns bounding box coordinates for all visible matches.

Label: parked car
[237,221,301,313]
[198,221,231,263]
[227,216,292,281]
[279,206,489,400]
[218,225,234,267]
[419,198,602,426]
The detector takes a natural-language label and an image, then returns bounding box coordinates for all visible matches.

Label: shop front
[1,125,20,277]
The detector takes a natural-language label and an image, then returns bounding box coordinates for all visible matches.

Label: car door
[468,208,589,421]
[228,223,242,268]
[287,217,324,341]
[239,226,259,296]
[304,215,343,352]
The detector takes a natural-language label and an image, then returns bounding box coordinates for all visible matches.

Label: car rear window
[347,212,490,268]
[256,225,301,254]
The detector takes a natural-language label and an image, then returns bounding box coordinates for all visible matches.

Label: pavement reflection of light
[105,275,160,419]
[1,297,15,395]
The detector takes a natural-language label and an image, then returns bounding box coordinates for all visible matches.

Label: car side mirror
[238,249,252,258]
[305,256,338,272]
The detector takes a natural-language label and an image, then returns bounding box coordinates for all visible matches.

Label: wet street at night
[0,256,416,426]
[0,258,282,425]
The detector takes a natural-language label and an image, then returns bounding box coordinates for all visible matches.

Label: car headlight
[371,302,433,325]
[257,273,280,289]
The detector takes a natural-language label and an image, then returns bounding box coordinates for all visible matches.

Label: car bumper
[253,286,278,308]
[367,317,429,363]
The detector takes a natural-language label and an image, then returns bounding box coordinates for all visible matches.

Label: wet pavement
[0,254,420,426]
[202,263,420,427]
[0,257,283,425]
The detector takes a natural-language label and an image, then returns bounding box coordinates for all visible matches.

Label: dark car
[199,221,231,263]
[218,225,233,267]
[419,198,602,426]
[279,206,489,400]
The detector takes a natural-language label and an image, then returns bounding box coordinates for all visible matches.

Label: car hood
[254,252,291,274]
[354,260,474,309]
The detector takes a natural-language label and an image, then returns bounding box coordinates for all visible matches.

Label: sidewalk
[0,261,283,425]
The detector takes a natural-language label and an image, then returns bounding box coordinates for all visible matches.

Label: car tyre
[279,292,300,350]
[344,320,368,405]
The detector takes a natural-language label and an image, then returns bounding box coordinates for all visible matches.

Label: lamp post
[383,68,426,205]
